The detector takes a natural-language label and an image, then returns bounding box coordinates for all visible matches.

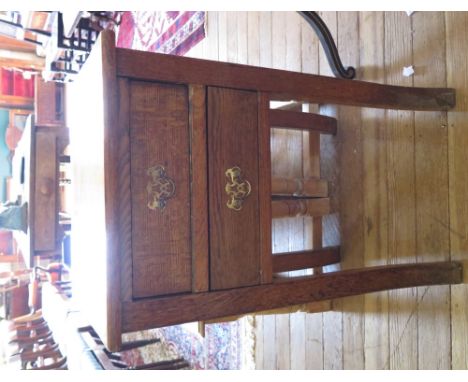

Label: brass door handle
[147,165,175,210]
[225,166,251,211]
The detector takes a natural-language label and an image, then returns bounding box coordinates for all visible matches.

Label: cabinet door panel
[130,81,192,298]
[208,87,261,290]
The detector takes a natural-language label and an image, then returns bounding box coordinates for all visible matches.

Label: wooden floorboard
[384,11,418,371]
[413,11,451,370]
[336,11,365,370]
[300,13,325,370]
[190,11,467,370]
[317,11,343,371]
[360,11,390,370]
[271,11,292,370]
[446,11,468,370]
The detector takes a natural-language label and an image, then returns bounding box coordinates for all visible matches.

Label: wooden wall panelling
[217,12,228,63]
[206,11,219,61]
[258,11,275,370]
[226,11,238,64]
[237,12,248,65]
[271,11,291,371]
[337,11,365,370]
[446,11,468,370]
[413,12,451,370]
[300,12,326,370]
[359,11,390,370]
[384,11,418,370]
[318,11,343,371]
[247,12,260,67]
[284,11,307,371]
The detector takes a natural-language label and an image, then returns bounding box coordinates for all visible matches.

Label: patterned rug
[116,11,206,55]
[120,317,256,370]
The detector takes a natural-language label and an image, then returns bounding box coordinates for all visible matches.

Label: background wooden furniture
[67,30,462,352]
[6,308,68,369]
[10,118,69,267]
[34,76,65,127]
[0,269,30,319]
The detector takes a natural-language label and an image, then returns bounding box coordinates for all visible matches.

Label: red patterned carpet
[116,11,206,55]
[120,318,255,370]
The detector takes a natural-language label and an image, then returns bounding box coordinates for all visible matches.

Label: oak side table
[67,31,462,351]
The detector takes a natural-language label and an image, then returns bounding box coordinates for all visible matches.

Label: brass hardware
[225,166,251,211]
[146,165,175,210]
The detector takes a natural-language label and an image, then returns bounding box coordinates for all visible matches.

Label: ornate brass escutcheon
[225,166,251,211]
[146,165,175,210]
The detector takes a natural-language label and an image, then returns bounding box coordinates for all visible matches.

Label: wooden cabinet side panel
[35,78,65,126]
[130,81,192,298]
[208,87,261,290]
[118,77,133,302]
[33,131,57,251]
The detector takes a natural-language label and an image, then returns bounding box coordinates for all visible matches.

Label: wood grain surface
[269,108,337,135]
[122,261,462,332]
[189,85,209,293]
[272,246,341,273]
[33,130,57,251]
[117,46,455,111]
[130,81,192,298]
[208,86,261,290]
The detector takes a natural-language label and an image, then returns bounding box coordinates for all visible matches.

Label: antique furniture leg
[297,11,356,79]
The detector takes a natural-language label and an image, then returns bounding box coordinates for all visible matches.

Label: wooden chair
[6,309,67,369]
[0,269,32,319]
[9,342,60,369]
[9,329,55,350]
[11,309,43,323]
[22,350,67,370]
[9,320,50,339]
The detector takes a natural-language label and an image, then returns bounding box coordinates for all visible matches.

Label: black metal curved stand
[298,11,356,80]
